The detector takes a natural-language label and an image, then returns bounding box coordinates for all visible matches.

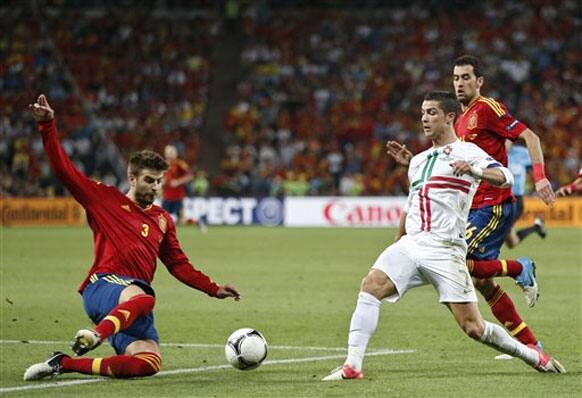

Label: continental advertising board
[0,198,85,226]
[514,197,582,228]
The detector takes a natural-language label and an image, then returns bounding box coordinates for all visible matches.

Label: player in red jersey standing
[453,55,555,352]
[162,144,193,224]
[24,95,241,381]
[387,55,556,353]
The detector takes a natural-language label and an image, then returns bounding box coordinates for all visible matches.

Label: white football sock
[480,321,539,366]
[346,291,382,371]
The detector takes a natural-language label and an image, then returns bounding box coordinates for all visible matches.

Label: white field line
[0,348,415,394]
[0,339,348,352]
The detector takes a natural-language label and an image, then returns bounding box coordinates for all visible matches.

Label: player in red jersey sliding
[387,55,556,354]
[24,95,240,381]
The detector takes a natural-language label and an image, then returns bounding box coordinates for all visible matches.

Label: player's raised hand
[29,94,54,122]
[535,178,556,206]
[386,140,412,166]
[216,284,241,301]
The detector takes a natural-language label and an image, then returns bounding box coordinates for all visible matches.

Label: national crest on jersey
[158,214,168,234]
[404,140,501,246]
[467,112,478,130]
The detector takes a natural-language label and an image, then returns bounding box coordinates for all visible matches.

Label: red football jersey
[163,160,190,201]
[38,120,219,295]
[455,96,527,209]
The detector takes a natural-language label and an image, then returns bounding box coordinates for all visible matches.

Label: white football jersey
[403,139,509,246]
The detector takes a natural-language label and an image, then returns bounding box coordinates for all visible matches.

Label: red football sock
[467,259,522,278]
[486,286,537,346]
[61,353,161,378]
[94,294,155,340]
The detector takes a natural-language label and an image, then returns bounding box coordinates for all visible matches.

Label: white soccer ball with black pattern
[224,328,268,370]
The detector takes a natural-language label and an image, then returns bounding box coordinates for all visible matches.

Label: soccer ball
[224,328,268,370]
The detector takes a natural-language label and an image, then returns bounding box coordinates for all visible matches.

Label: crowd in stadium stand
[1,6,215,196]
[216,0,580,196]
[2,1,580,198]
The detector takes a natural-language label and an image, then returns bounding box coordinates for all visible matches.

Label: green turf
[0,226,580,397]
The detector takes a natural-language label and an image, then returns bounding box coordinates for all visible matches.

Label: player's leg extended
[473,278,538,346]
[65,339,161,378]
[322,269,394,381]
[504,197,546,249]
[323,237,422,381]
[465,204,540,346]
[24,340,161,380]
[465,203,538,306]
[348,270,396,370]
[446,302,564,373]
[516,218,546,242]
[504,227,521,249]
[466,204,539,305]
[74,278,156,355]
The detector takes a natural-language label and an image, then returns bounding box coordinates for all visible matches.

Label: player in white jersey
[322,91,565,381]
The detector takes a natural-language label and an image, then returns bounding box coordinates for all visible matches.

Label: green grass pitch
[1,226,580,397]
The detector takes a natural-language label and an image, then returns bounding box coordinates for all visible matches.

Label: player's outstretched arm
[160,217,240,300]
[386,141,413,166]
[556,177,582,197]
[28,94,98,205]
[519,128,556,206]
[216,284,241,300]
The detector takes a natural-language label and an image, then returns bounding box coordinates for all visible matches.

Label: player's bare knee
[361,270,392,300]
[119,284,147,303]
[359,276,368,292]
[473,277,496,297]
[462,319,485,340]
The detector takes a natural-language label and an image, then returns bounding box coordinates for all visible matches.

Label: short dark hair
[454,55,484,78]
[128,150,168,176]
[424,91,461,118]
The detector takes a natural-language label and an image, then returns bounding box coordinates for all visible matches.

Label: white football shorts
[371,232,477,303]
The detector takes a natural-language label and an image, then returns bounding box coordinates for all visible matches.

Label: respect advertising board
[182,197,284,226]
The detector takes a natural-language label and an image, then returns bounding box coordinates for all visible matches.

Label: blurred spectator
[191,170,210,197]
[162,144,194,223]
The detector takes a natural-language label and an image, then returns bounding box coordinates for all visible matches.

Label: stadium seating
[215,1,580,196]
[1,1,579,197]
